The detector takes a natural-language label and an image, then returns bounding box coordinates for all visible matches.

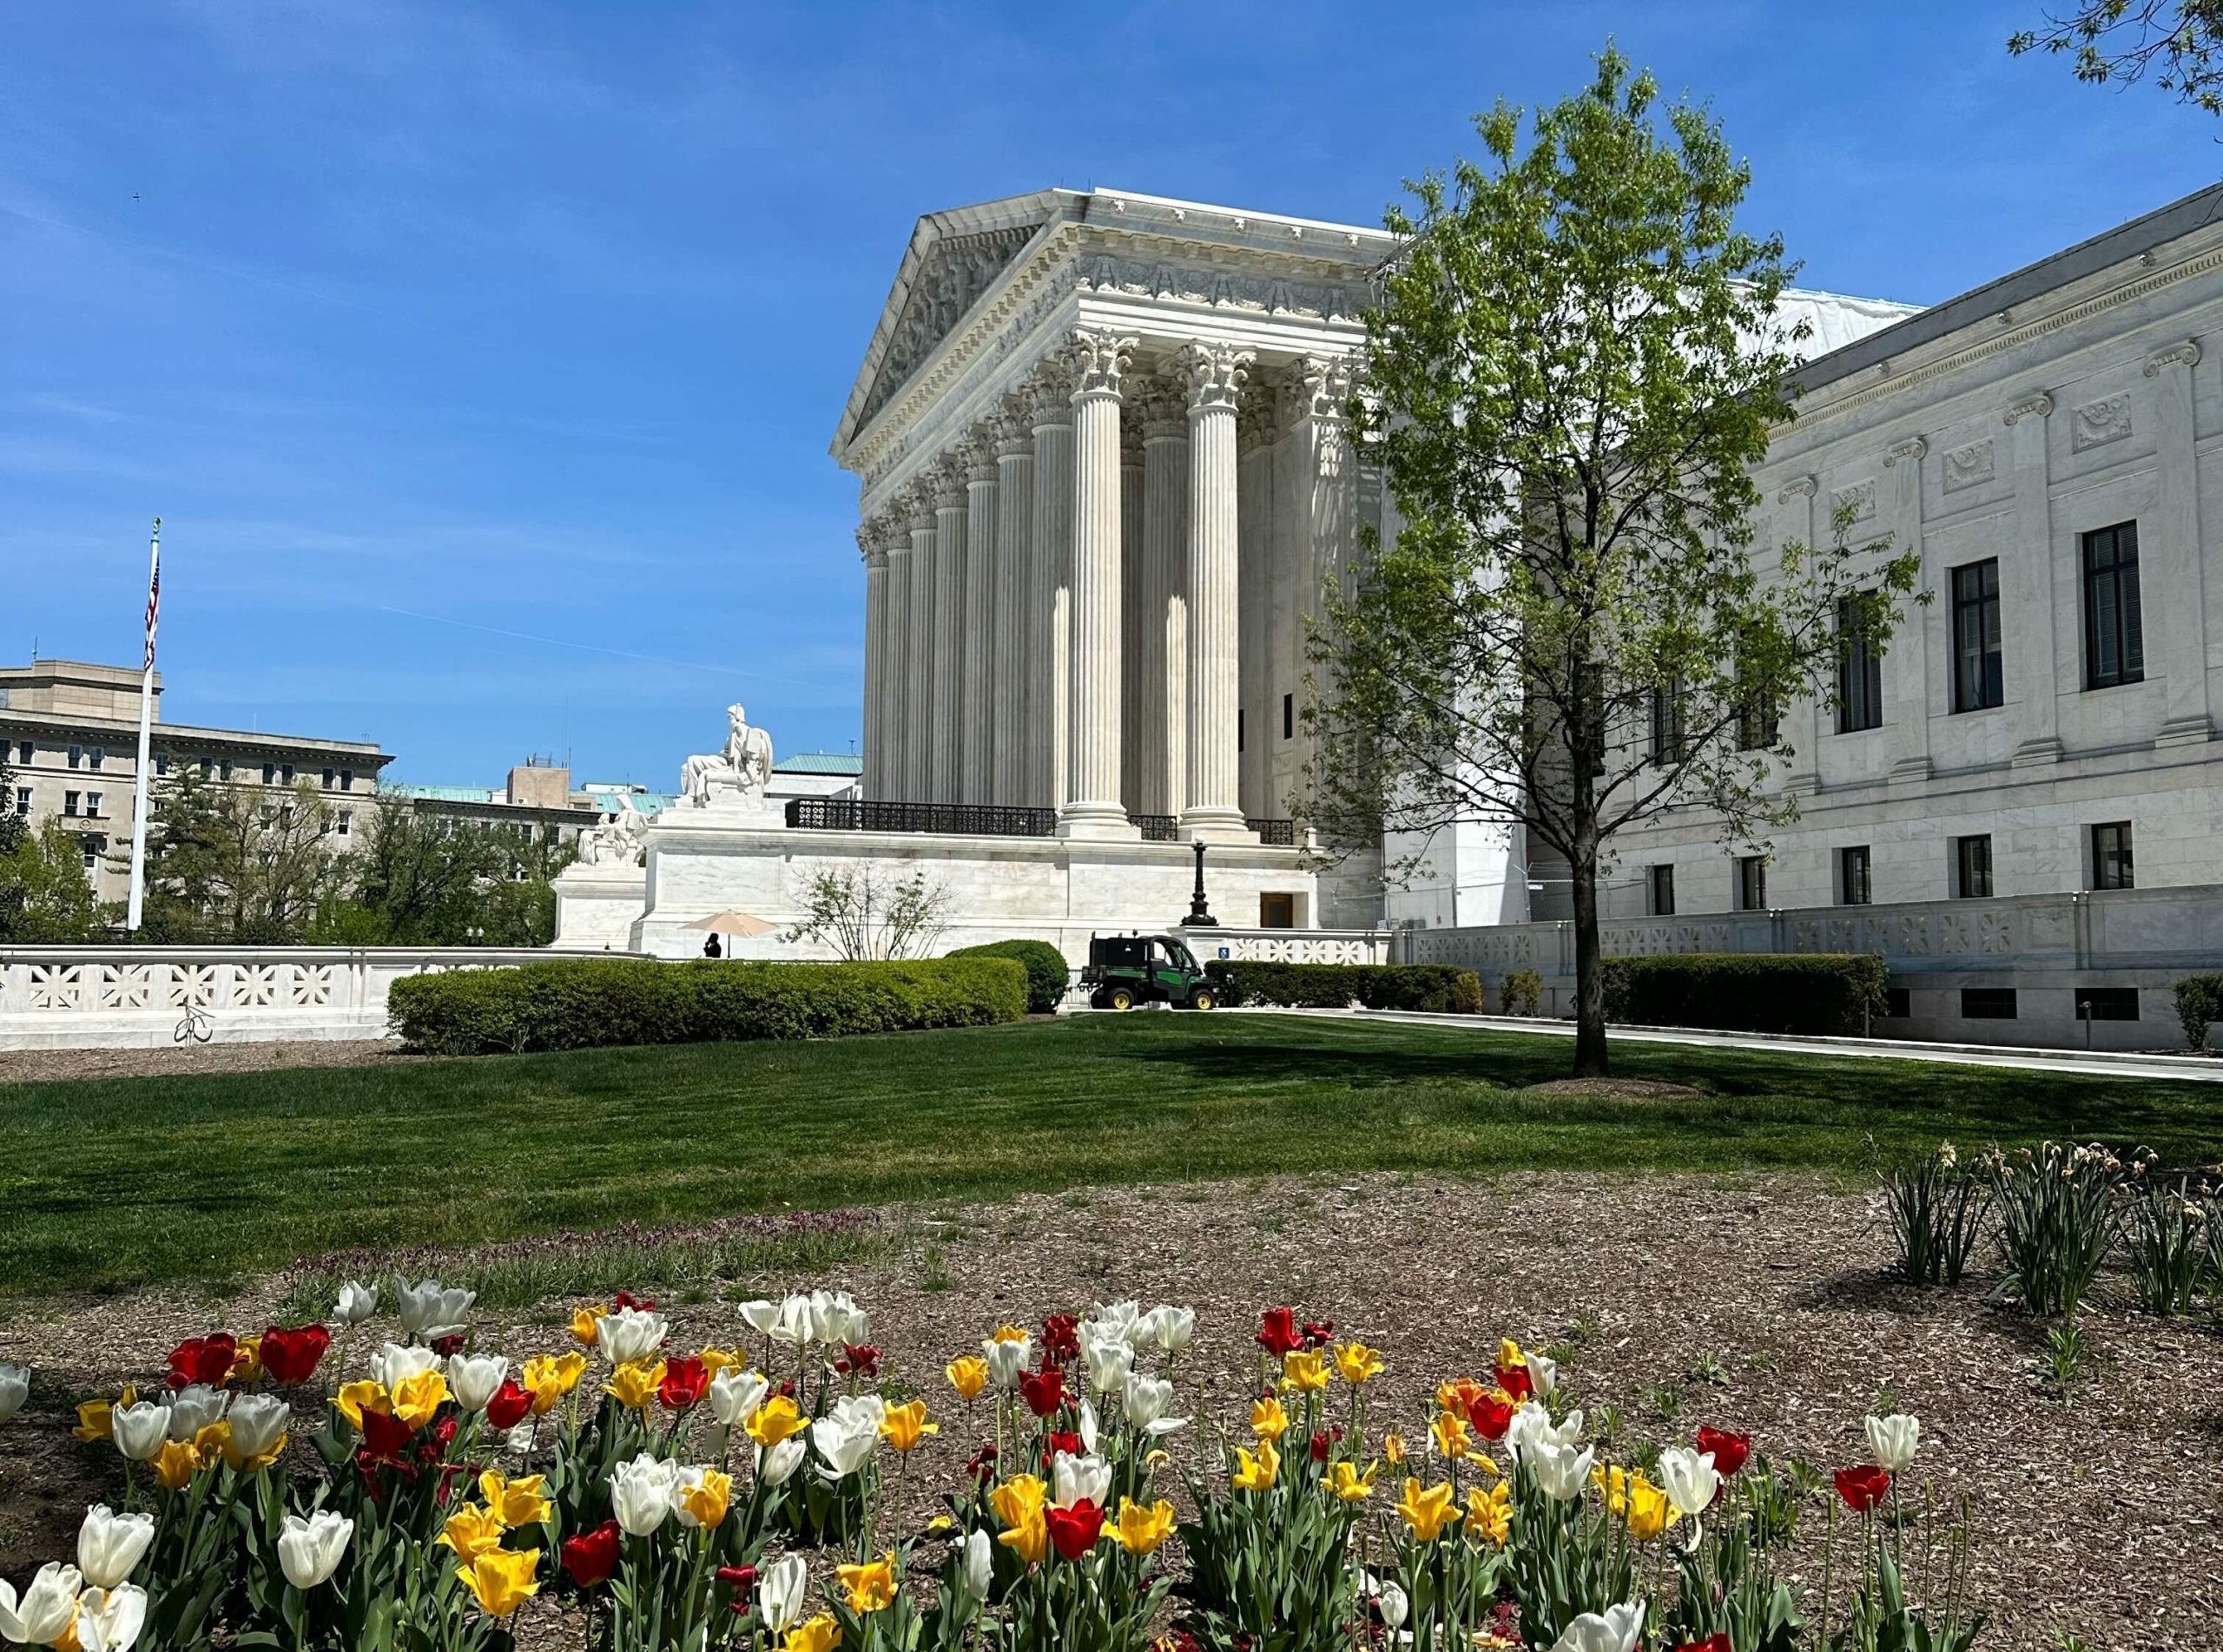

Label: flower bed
[0,1275,1981,1651]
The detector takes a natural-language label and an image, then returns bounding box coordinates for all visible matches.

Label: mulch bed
[0,1037,415,1086]
[1519,1077,1707,1100]
[2,1171,2217,1649]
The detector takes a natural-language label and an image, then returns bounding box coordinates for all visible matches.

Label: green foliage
[386,956,1029,1056]
[1201,961,1482,1013]
[782,863,951,959]
[1600,952,1889,1036]
[948,938,1072,1014]
[1178,1460,1358,1652]
[2171,972,2221,1050]
[1879,1142,1993,1287]
[132,768,348,943]
[1983,1142,2124,1317]
[314,800,572,947]
[0,819,105,942]
[1498,968,1544,1017]
[2009,2,2223,115]
[0,743,25,858]
[2122,1181,2211,1315]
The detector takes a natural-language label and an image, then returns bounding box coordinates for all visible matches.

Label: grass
[2,1011,2214,1297]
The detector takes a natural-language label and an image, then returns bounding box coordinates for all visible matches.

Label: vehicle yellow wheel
[1191,990,1215,1011]
[1107,986,1135,1011]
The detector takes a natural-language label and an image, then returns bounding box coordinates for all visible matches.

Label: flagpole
[126,517,161,932]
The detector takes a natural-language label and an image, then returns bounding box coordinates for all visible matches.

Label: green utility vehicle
[1080,932,1217,1011]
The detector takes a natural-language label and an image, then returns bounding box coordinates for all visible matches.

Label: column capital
[2002,390,2055,425]
[992,397,1034,458]
[930,452,970,510]
[1286,353,1354,423]
[1068,328,1138,399]
[1775,474,1817,503]
[962,428,999,485]
[1883,436,1927,468]
[1237,394,1279,452]
[899,481,937,532]
[1180,341,1254,414]
[1138,375,1187,441]
[1026,360,1073,430]
[1120,416,1144,468]
[856,519,892,567]
[2145,339,2203,377]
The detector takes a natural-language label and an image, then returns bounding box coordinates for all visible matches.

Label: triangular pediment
[855,220,1043,429]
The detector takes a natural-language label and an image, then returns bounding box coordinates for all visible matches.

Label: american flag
[143,523,161,670]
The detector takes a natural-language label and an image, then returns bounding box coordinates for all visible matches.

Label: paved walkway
[1252,1006,2223,1083]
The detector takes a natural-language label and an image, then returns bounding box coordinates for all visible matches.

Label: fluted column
[993,401,1034,806]
[962,434,999,804]
[1181,343,1255,840]
[1137,377,1189,819]
[880,523,911,801]
[1281,357,1355,819]
[904,489,938,804]
[1029,368,1075,812]
[931,459,968,802]
[1118,417,1147,813]
[859,523,890,800]
[1237,398,1277,818]
[1060,330,1141,839]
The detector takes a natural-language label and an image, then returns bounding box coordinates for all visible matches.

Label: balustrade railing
[785,799,1058,837]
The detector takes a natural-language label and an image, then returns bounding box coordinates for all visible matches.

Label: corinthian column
[962,433,999,804]
[880,519,911,801]
[1180,342,1255,840]
[1059,329,1141,839]
[993,400,1034,806]
[859,523,890,800]
[1136,376,1189,819]
[1029,366,1075,813]
[931,458,968,802]
[903,486,937,804]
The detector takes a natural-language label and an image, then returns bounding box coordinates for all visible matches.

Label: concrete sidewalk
[1250,1006,2223,1083]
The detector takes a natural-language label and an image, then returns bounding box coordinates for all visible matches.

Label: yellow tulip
[333,1380,390,1432]
[1496,1338,1527,1372]
[1231,1439,1280,1492]
[1466,1482,1512,1547]
[74,1399,115,1444]
[993,1475,1048,1566]
[699,1346,745,1376]
[605,1360,663,1412]
[219,1420,287,1474]
[152,1439,201,1490]
[522,1353,585,1417]
[231,1335,264,1384]
[680,1469,734,1530]
[783,1615,844,1652]
[1469,1453,1501,1481]
[745,1394,807,1447]
[880,1398,937,1453]
[439,1504,508,1563]
[1111,1497,1176,1555]
[1396,1478,1460,1543]
[458,1547,541,1617]
[1624,1474,1679,1543]
[1329,1460,1378,1503]
[837,1553,898,1613]
[945,1355,989,1401]
[390,1370,451,1431]
[1281,1351,1329,1393]
[990,1325,1030,1344]
[1332,1343,1384,1385]
[1592,1464,1628,1517]
[480,1471,552,1530]
[571,1305,607,1346]
[1383,1429,1406,1466]
[1430,1412,1471,1461]
[1250,1396,1289,1441]
[1437,1379,1487,1416]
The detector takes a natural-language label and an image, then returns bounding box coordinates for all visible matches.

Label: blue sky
[4,2,2218,788]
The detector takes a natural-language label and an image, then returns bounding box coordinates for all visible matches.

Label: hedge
[1202,960,1483,1014]
[1599,952,1889,1037]
[386,957,1029,1056]
[947,939,1072,1015]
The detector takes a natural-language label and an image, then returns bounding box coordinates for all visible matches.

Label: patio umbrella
[683,910,778,937]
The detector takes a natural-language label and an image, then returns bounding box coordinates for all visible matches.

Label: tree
[781,864,952,960]
[317,800,574,947]
[130,768,349,944]
[0,744,26,859]
[1309,49,1921,1077]
[2010,3,2223,114]
[0,819,104,941]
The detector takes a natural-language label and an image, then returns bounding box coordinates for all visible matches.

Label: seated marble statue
[576,794,648,865]
[680,702,775,809]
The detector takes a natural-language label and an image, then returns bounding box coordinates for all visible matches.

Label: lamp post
[1183,840,1218,927]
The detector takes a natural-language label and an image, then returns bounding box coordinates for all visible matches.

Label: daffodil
[1333,1343,1384,1385]
[1250,1395,1289,1441]
[1231,1439,1280,1491]
[945,1355,989,1401]
[1281,1350,1329,1392]
[782,1615,843,1652]
[478,1471,551,1530]
[993,1475,1048,1565]
[1430,1411,1471,1460]
[880,1398,937,1452]
[746,1394,808,1448]
[1466,1481,1512,1546]
[837,1553,898,1613]
[438,1504,507,1563]
[605,1360,664,1412]
[1111,1496,1176,1554]
[458,1547,541,1617]
[1329,1460,1378,1503]
[1396,1478,1460,1542]
[389,1370,450,1430]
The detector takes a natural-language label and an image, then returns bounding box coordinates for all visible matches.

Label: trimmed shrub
[1201,960,1482,1014]
[387,957,1028,1056]
[2173,973,2222,1052]
[1499,968,1544,1017]
[949,939,1072,1015]
[1599,952,1888,1037]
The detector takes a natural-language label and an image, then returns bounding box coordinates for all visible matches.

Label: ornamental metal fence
[784,799,1301,846]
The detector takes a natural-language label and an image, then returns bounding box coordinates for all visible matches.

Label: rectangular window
[2091,821,2134,891]
[341,769,354,792]
[1950,559,2003,711]
[1259,892,1295,928]
[2074,987,2140,1022]
[16,741,30,764]
[281,764,294,784]
[63,790,80,817]
[2081,522,2143,689]
[1961,987,2018,1019]
[1956,834,1994,899]
[322,767,335,789]
[1649,683,1685,765]
[1648,865,1676,916]
[221,760,234,782]
[155,752,170,776]
[1883,987,1911,1018]
[1839,845,1872,906]
[1282,693,1293,740]
[67,744,82,769]
[84,791,102,818]
[80,835,102,872]
[1734,854,1767,912]
[1737,686,1778,752]
[262,762,275,784]
[12,787,28,814]
[87,747,103,771]
[337,809,353,838]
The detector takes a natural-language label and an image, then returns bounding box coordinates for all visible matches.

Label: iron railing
[1247,818,1297,846]
[784,799,1057,837]
[1131,813,1179,842]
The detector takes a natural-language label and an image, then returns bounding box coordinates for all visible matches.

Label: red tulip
[1256,1308,1303,1358]
[360,1409,415,1463]
[1045,1499,1105,1561]
[167,1333,238,1389]
[257,1324,332,1385]
[1019,1366,1065,1418]
[1494,1363,1533,1403]
[612,1290,656,1312]
[1835,1464,1892,1512]
[1696,1426,1751,1478]
[658,1357,709,1412]
[1041,1430,1083,1463]
[562,1519,622,1588]
[1039,1314,1080,1364]
[835,1343,881,1378]
[1309,1426,1344,1463]
[430,1334,468,1359]
[485,1379,532,1432]
[967,1442,999,1484]
[1673,1638,1732,1652]
[1468,1392,1514,1441]
[417,1414,458,1464]
[1302,1319,1336,1349]
[716,1563,757,1589]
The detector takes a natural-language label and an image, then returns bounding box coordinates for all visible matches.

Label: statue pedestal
[551,861,650,951]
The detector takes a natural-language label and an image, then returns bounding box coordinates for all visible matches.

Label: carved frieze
[2070,392,2132,451]
[859,223,1044,427]
[1831,478,1876,523]
[1942,439,1995,493]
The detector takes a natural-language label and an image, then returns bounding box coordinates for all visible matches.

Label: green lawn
[2,1013,2213,1296]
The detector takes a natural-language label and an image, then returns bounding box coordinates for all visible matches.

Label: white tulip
[227,1393,291,1462]
[1526,1438,1595,1502]
[1122,1374,1188,1437]
[73,1583,148,1652]
[1088,1300,1143,1343]
[1865,1412,1922,1474]
[828,1392,885,1432]
[1550,1602,1646,1652]
[1525,1351,1559,1399]
[811,1412,878,1480]
[768,1295,814,1347]
[392,1276,475,1343]
[333,1280,378,1326]
[1050,1451,1112,1510]
[277,1510,354,1589]
[367,1343,440,1392]
[1377,1580,1409,1632]
[736,1299,780,1338]
[609,1453,679,1536]
[596,1306,670,1367]
[1,1563,84,1645]
[76,1506,155,1590]
[1145,1306,1196,1354]
[446,1354,508,1414]
[0,1362,29,1423]
[808,1290,868,1346]
[982,1335,1032,1391]
[709,1369,768,1428]
[168,1385,230,1441]
[109,1401,171,1462]
[1080,1332,1133,1396]
[960,1529,993,1601]
[1505,1400,1583,1464]
[756,1437,807,1486]
[1656,1446,1719,1518]
[756,1554,808,1634]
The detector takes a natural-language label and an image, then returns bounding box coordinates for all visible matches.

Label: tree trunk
[1569,837,1608,1078]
